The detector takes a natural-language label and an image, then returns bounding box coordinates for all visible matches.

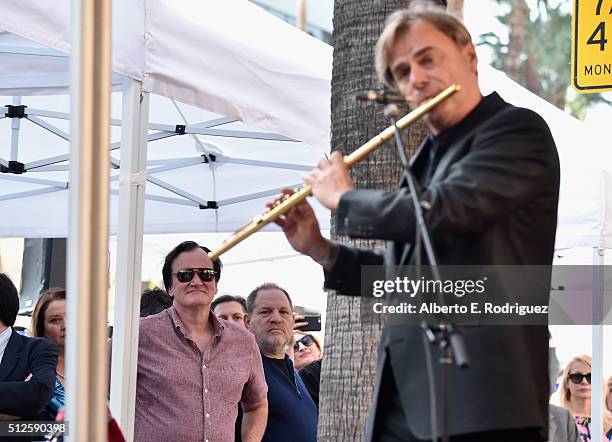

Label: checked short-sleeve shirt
[134,307,267,442]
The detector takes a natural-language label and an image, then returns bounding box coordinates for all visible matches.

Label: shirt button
[206,413,210,418]
[203,364,206,368]
[205,388,208,393]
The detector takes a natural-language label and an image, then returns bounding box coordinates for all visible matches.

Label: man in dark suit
[0,273,58,441]
[272,3,559,442]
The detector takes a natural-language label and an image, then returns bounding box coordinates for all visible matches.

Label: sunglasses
[568,372,591,385]
[293,334,316,352]
[174,268,217,283]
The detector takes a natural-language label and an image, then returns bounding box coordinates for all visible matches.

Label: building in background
[250,0,333,44]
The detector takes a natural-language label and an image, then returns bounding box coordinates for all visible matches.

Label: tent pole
[109,78,150,442]
[10,96,21,161]
[66,0,112,440]
[591,247,604,442]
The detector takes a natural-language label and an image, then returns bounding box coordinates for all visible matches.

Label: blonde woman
[560,355,612,441]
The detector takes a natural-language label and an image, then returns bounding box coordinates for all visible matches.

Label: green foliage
[478,0,611,118]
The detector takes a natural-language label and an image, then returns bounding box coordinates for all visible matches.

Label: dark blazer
[325,93,560,440]
[0,329,58,442]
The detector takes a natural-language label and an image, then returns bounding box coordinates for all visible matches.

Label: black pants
[372,358,543,442]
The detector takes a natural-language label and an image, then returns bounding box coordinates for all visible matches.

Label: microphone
[356,90,411,105]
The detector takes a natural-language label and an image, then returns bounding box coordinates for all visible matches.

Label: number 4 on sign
[589,0,612,50]
[587,22,607,51]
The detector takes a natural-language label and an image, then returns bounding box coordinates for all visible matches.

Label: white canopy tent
[0,3,332,237]
[0,0,331,148]
[0,85,331,237]
[0,1,332,440]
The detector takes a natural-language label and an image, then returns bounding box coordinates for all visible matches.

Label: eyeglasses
[293,334,316,352]
[174,268,217,283]
[568,372,591,385]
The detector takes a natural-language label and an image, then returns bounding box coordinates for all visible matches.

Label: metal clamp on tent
[202,153,216,163]
[4,104,27,118]
[0,160,25,174]
[200,200,218,209]
[174,124,186,135]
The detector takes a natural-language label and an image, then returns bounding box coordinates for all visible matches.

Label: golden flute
[208,84,461,261]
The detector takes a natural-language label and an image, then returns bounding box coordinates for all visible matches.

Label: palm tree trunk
[506,0,529,81]
[317,0,430,440]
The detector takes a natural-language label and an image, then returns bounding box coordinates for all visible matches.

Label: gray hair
[375,1,472,87]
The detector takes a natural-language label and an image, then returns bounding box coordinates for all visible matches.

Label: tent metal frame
[1,98,315,209]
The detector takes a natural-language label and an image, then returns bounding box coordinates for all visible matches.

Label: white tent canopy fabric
[0,89,331,237]
[0,0,333,238]
[0,0,331,148]
[1,2,333,439]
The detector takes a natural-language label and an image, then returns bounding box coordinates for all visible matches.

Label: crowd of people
[1,243,611,442]
[0,240,323,442]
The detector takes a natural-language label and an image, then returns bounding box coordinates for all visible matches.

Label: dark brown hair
[0,273,19,327]
[162,241,222,292]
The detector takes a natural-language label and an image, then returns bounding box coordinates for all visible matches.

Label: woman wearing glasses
[560,355,612,441]
[290,332,323,409]
[293,333,322,371]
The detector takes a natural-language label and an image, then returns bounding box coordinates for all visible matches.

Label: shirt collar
[168,306,224,338]
[433,92,503,148]
[0,326,12,353]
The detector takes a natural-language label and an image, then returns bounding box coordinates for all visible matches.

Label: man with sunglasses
[132,241,268,442]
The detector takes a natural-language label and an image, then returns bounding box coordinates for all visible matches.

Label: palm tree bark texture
[317,0,439,440]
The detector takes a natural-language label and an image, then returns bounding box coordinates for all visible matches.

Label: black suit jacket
[325,93,560,440]
[0,329,58,442]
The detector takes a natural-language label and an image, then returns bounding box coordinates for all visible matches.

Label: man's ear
[244,314,251,329]
[464,42,478,73]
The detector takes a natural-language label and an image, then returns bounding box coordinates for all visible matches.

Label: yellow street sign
[572,0,612,92]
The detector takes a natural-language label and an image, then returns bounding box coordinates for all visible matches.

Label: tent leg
[65,0,112,440]
[591,247,604,442]
[10,97,21,161]
[109,79,150,442]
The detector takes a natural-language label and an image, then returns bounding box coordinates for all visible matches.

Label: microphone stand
[384,103,470,442]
